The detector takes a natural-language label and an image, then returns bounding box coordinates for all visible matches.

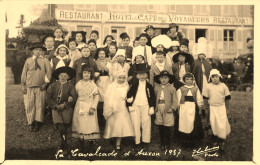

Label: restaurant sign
[56,9,253,26]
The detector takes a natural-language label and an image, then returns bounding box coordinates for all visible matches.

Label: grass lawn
[5,83,253,161]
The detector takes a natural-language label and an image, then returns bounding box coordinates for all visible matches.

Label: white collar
[156,61,165,66]
[139,80,146,84]
[184,85,194,88]
[56,55,68,60]
[46,47,54,51]
[55,38,63,41]
[32,55,43,59]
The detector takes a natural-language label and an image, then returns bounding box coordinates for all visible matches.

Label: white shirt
[134,81,148,106]
[159,85,165,100]
[32,55,50,83]
[155,62,165,72]
[179,64,186,82]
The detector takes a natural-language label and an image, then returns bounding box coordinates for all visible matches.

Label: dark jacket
[126,81,155,108]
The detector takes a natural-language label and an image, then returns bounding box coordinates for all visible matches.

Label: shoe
[29,124,34,132]
[116,145,121,150]
[33,121,40,132]
[160,144,165,150]
[165,145,170,150]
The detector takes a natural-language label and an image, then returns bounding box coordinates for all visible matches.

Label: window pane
[229,30,234,37]
[230,37,234,41]
[224,37,228,41]
[224,30,227,37]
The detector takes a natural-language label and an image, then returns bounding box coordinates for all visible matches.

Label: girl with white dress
[72,65,100,152]
[176,73,204,147]
[203,69,231,147]
[103,71,135,150]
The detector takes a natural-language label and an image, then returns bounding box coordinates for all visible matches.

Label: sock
[164,126,171,147]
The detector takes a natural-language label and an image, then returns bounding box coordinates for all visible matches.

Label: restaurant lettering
[56,9,253,26]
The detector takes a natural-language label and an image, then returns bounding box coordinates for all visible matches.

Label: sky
[5,3,47,38]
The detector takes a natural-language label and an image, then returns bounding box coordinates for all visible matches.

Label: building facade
[50,4,254,59]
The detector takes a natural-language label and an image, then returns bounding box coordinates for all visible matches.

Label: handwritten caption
[55,145,220,159]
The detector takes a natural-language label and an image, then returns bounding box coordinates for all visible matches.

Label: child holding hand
[46,66,77,154]
[154,70,178,150]
[103,71,135,150]
[177,73,204,147]
[126,64,155,148]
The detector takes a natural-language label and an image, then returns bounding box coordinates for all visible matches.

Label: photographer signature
[192,146,219,157]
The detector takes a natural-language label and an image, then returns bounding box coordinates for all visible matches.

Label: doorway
[195,29,207,43]
[111,27,125,46]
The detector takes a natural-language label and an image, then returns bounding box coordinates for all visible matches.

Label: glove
[89,108,95,114]
[149,107,154,115]
[128,106,135,112]
[94,72,100,77]
[68,96,73,103]
[40,83,47,91]
[127,97,133,103]
[167,108,174,113]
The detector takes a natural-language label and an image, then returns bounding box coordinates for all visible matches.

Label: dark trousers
[159,125,171,147]
[97,102,105,132]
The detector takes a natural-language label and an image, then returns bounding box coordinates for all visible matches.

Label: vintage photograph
[4,2,254,162]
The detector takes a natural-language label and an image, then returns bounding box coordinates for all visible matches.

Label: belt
[99,70,109,76]
[185,96,195,102]
[158,100,165,104]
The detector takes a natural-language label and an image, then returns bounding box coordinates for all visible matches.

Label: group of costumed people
[20,23,239,156]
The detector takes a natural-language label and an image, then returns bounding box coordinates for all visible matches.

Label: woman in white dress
[103,71,135,150]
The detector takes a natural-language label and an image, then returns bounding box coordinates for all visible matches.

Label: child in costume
[154,70,178,150]
[176,73,204,147]
[151,35,172,65]
[132,33,153,66]
[46,66,77,154]
[50,44,72,71]
[103,71,135,150]
[71,31,87,50]
[110,49,130,82]
[191,41,212,94]
[126,64,155,148]
[106,43,117,72]
[73,46,98,84]
[72,65,100,152]
[88,39,98,59]
[172,51,192,83]
[178,38,194,65]
[103,35,116,55]
[150,51,173,87]
[54,28,65,49]
[166,41,180,66]
[21,42,52,132]
[42,35,55,61]
[68,38,82,67]
[203,69,231,147]
[128,46,150,86]
[95,48,111,131]
[119,32,133,64]
[89,30,101,48]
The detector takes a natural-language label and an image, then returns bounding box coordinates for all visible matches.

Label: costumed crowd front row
[20,26,232,155]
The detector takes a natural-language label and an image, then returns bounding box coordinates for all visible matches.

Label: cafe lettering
[56,9,253,26]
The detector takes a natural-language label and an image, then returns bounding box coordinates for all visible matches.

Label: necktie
[34,56,41,70]
[57,84,63,104]
[144,46,147,62]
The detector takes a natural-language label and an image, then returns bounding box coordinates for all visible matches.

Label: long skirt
[210,104,231,139]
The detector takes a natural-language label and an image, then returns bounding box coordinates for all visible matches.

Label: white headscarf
[103,71,129,119]
[208,69,222,82]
